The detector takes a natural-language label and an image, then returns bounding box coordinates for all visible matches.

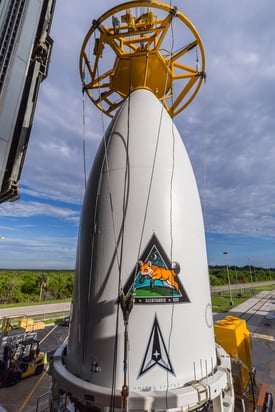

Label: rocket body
[66,88,216,392]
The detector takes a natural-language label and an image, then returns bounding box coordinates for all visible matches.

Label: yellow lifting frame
[80,1,206,117]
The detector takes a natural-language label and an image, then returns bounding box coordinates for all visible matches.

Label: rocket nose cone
[66,88,216,391]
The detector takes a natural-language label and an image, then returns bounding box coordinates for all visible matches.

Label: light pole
[234,266,238,285]
[223,251,234,306]
[248,257,254,292]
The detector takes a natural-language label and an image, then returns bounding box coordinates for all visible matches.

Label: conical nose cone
[66,89,216,391]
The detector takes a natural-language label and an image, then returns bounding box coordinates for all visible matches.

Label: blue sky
[1,0,275,269]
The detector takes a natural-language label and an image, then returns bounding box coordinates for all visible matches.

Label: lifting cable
[202,78,208,222]
[79,72,88,375]
[119,55,134,412]
[133,12,177,287]
[80,35,107,373]
[85,33,133,412]
[166,1,176,406]
[124,6,179,403]
[93,49,123,411]
[82,89,87,191]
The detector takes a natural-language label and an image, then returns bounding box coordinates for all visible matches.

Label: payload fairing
[0,1,269,411]
[50,2,234,411]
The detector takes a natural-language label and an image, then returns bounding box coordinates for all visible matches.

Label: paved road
[0,302,71,319]
[211,280,275,293]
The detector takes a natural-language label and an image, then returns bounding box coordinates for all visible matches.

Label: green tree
[37,273,49,301]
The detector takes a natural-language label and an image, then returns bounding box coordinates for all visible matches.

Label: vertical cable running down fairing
[50,2,235,411]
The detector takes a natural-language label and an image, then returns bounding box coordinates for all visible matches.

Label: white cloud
[0,201,79,221]
[2,0,275,267]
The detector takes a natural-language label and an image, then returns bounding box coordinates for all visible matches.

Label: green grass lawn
[211,285,275,312]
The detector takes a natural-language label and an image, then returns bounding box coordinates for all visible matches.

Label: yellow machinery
[214,315,274,411]
[18,317,45,332]
[0,316,46,386]
[0,315,45,335]
[0,337,46,386]
[214,316,253,396]
[80,1,206,118]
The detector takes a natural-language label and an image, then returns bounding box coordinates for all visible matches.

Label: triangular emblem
[138,314,174,378]
[123,234,190,304]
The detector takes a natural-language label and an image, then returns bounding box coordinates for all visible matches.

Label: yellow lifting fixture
[80,1,206,117]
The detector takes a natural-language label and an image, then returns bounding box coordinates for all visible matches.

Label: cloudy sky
[0,0,275,269]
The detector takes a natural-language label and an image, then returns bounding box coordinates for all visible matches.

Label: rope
[82,91,87,190]
[80,28,124,406]
[79,31,98,373]
[79,87,89,375]
[118,33,135,412]
[90,30,132,410]
[167,1,176,406]
[202,78,208,221]
[97,95,122,412]
[133,23,176,287]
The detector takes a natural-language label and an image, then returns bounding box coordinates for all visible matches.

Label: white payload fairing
[67,87,216,388]
[50,2,234,411]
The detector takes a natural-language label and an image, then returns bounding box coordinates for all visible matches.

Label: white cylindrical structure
[66,88,216,391]
[50,88,234,412]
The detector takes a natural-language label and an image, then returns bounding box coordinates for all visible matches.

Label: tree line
[209,265,275,286]
[0,267,274,305]
[0,270,74,304]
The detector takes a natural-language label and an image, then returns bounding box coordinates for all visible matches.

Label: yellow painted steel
[0,316,45,334]
[19,317,45,331]
[214,316,252,394]
[80,1,206,117]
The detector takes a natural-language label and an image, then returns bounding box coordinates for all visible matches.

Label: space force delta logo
[138,314,174,378]
[123,234,190,304]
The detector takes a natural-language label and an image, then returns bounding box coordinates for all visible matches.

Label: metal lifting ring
[80,1,206,117]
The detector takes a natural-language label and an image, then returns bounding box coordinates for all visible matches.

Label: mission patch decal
[123,234,190,304]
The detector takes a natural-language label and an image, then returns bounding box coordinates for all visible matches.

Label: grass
[211,284,275,312]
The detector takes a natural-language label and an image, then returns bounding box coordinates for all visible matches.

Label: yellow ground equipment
[18,317,45,332]
[214,315,274,411]
[0,315,45,349]
[0,337,46,386]
[214,315,252,396]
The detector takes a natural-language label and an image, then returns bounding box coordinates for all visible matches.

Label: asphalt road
[0,302,71,320]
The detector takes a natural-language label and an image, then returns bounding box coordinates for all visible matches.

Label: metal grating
[0,0,26,94]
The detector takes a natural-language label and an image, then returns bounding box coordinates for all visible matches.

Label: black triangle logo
[123,234,190,304]
[138,314,174,378]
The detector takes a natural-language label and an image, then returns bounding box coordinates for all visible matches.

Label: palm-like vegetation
[0,270,74,304]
